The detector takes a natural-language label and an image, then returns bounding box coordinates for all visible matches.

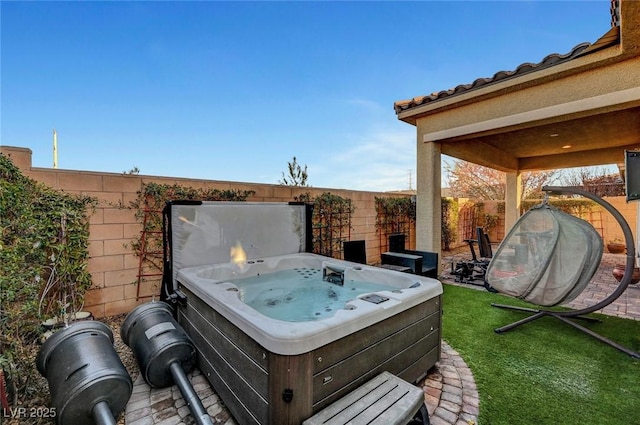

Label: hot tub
[162,202,442,425]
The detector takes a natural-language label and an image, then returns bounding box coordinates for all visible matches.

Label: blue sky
[1,1,611,191]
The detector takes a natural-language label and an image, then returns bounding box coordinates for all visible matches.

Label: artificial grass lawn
[441,284,640,425]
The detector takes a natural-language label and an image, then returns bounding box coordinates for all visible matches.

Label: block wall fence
[479,196,637,247]
[3,146,636,319]
[2,146,415,318]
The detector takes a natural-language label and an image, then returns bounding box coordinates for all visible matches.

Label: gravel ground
[3,314,138,425]
[107,314,139,425]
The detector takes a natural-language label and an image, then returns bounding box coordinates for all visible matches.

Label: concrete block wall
[5,146,635,318]
[480,198,637,246]
[595,199,638,245]
[2,146,408,318]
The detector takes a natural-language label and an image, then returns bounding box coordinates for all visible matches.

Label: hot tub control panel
[360,294,390,304]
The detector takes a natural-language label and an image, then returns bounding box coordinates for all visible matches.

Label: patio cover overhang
[394,0,640,258]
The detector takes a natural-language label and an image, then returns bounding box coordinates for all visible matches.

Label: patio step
[302,371,425,425]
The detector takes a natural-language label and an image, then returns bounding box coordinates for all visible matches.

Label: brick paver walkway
[442,252,640,321]
[124,341,479,425]
[125,369,235,425]
[421,342,479,425]
[563,253,640,320]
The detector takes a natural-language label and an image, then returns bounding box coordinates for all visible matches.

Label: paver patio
[125,252,638,425]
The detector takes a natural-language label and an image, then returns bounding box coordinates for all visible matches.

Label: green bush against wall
[0,153,97,404]
[311,192,354,258]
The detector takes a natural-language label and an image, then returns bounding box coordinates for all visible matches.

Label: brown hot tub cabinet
[162,201,442,425]
[178,286,440,425]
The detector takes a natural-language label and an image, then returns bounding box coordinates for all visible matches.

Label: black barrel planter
[121,301,213,425]
[36,321,132,425]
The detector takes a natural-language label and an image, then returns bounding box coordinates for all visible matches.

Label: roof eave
[395,25,623,126]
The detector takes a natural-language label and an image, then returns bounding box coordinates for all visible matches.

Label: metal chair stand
[492,186,640,359]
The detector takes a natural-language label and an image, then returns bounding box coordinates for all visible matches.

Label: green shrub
[375,196,416,250]
[0,153,97,404]
[312,192,354,257]
[441,198,458,250]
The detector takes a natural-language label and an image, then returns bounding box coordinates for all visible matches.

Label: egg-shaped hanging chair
[487,186,639,359]
[486,202,603,307]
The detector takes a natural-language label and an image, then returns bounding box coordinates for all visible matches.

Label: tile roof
[394,24,621,115]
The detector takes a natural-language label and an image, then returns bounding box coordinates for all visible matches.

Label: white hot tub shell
[162,201,442,425]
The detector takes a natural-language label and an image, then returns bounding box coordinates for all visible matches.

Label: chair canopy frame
[492,186,639,359]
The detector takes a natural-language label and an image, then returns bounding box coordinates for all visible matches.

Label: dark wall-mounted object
[625,150,640,202]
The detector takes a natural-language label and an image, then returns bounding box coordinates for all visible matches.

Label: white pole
[53,129,58,168]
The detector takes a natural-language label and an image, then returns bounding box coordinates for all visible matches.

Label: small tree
[279,156,309,187]
[561,166,625,197]
[123,166,140,175]
[446,161,505,200]
[445,160,559,201]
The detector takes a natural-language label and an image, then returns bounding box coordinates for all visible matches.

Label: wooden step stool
[302,371,426,425]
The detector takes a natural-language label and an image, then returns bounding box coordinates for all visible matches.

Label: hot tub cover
[486,204,603,306]
[165,201,309,295]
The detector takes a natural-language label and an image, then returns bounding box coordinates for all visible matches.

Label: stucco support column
[416,140,442,254]
[504,171,521,234]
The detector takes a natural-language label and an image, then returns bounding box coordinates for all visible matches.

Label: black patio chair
[451,226,496,291]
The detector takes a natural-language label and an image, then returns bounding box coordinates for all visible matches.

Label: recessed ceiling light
[562,145,572,149]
